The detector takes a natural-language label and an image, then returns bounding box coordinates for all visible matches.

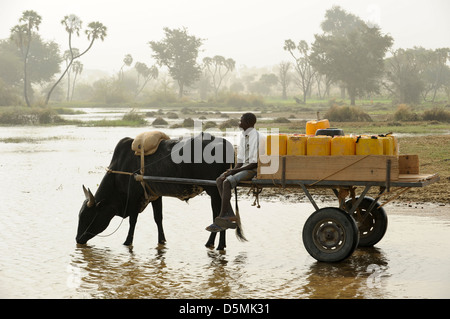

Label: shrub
[0,107,65,125]
[203,121,217,130]
[422,108,450,122]
[393,104,420,121]
[122,110,147,125]
[219,118,239,130]
[217,93,265,108]
[273,117,291,123]
[325,105,372,122]
[146,91,178,106]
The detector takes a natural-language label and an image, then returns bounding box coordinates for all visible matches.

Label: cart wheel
[345,197,388,247]
[302,207,359,262]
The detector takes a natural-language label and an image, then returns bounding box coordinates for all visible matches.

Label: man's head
[239,113,257,131]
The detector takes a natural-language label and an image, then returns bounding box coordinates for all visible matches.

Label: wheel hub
[314,220,345,251]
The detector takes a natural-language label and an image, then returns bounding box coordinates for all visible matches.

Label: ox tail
[234,187,247,242]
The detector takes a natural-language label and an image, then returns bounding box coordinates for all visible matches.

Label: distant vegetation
[1,6,448,110]
[325,105,372,122]
[0,107,66,125]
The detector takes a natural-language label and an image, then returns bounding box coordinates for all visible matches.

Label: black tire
[302,207,359,262]
[345,197,388,247]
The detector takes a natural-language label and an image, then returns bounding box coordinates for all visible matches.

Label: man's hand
[223,169,235,177]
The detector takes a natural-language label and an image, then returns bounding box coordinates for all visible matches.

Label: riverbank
[1,104,448,204]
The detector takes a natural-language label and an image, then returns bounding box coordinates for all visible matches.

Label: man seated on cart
[206,112,265,232]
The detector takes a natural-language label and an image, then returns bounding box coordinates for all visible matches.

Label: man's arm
[223,162,257,177]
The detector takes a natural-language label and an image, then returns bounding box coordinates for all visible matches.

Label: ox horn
[82,185,95,208]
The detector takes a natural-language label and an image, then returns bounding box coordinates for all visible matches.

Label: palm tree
[45,15,107,105]
[203,55,235,99]
[63,48,80,101]
[134,63,158,98]
[70,60,83,100]
[120,54,133,81]
[10,10,42,107]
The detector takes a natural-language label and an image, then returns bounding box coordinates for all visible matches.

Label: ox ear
[82,185,96,208]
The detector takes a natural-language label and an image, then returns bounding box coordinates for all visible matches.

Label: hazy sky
[1,0,449,74]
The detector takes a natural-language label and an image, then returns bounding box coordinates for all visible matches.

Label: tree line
[0,6,449,107]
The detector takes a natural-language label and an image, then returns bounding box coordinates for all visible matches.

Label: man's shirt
[236,127,266,165]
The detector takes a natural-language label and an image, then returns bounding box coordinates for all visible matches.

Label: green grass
[80,119,147,127]
[0,106,67,125]
[0,136,61,143]
[2,97,449,130]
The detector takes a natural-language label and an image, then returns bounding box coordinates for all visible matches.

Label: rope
[378,187,412,208]
[308,155,371,186]
[106,169,133,176]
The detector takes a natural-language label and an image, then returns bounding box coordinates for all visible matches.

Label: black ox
[76,133,244,250]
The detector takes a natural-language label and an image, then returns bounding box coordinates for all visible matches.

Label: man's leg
[216,170,256,224]
[216,174,234,218]
[219,178,234,219]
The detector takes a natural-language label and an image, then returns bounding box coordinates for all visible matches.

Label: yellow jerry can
[306,119,330,136]
[331,135,356,155]
[266,134,287,155]
[355,136,383,155]
[379,136,394,155]
[287,135,308,155]
[307,135,331,156]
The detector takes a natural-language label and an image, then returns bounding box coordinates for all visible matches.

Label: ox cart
[135,159,440,262]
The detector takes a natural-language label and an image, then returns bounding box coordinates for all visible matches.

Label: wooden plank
[258,155,399,182]
[398,173,436,182]
[398,154,420,174]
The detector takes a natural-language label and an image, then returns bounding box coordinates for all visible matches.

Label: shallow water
[0,109,449,299]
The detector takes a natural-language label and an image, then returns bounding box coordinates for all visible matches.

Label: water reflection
[70,243,252,299]
[303,247,389,298]
[71,244,169,298]
[69,243,390,299]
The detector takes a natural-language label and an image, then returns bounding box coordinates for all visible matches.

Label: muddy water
[0,109,449,299]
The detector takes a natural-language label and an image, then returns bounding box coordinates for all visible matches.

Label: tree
[418,47,450,102]
[6,30,61,105]
[284,40,316,103]
[45,14,107,105]
[248,73,278,95]
[63,48,79,101]
[0,40,22,87]
[149,27,203,98]
[314,73,333,100]
[203,55,235,99]
[310,6,393,105]
[383,48,425,104]
[0,40,22,105]
[10,10,42,107]
[120,54,133,81]
[70,60,83,100]
[134,62,158,98]
[277,61,292,100]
